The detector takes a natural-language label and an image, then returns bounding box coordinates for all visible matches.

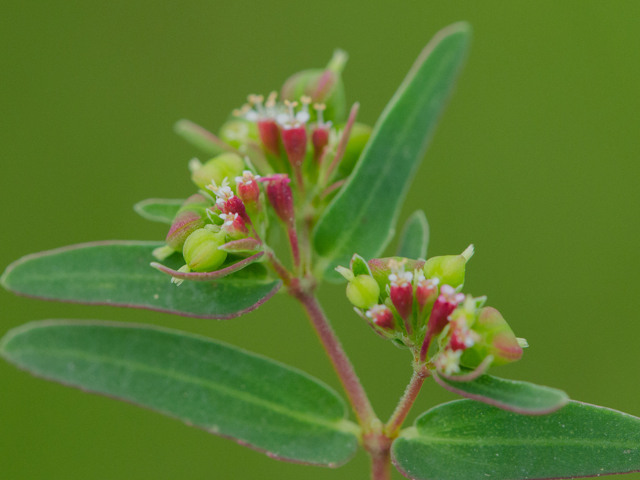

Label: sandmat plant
[2,22,640,480]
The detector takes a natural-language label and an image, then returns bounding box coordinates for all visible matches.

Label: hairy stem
[370,449,392,480]
[385,368,429,437]
[292,287,377,429]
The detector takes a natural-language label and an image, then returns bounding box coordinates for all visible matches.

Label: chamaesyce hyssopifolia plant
[2,22,639,480]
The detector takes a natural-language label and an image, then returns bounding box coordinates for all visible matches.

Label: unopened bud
[235,170,261,208]
[191,153,245,190]
[312,126,330,163]
[423,245,473,289]
[389,272,414,321]
[281,125,308,168]
[257,119,281,156]
[165,194,213,251]
[219,213,248,240]
[260,174,294,227]
[219,119,259,150]
[182,228,228,272]
[461,307,523,368]
[346,275,380,309]
[426,285,466,337]
[366,304,395,330]
[414,272,439,314]
[368,257,425,295]
[448,319,480,351]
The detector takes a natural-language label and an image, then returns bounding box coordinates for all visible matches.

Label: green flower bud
[190,153,245,190]
[346,274,380,309]
[280,50,348,123]
[423,245,474,289]
[165,194,215,251]
[338,122,372,176]
[183,228,228,272]
[219,119,259,150]
[460,307,523,368]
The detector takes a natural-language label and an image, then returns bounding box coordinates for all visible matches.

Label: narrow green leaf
[0,321,359,466]
[174,119,236,156]
[392,399,640,480]
[433,372,569,415]
[133,198,183,224]
[313,23,471,281]
[1,241,281,319]
[396,210,429,260]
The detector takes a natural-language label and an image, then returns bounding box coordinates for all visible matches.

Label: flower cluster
[337,248,526,378]
[151,51,373,282]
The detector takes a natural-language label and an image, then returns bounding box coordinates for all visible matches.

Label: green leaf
[1,241,281,319]
[133,198,183,224]
[0,321,359,466]
[433,372,569,415]
[396,210,429,260]
[392,399,640,480]
[174,119,236,156]
[313,23,471,281]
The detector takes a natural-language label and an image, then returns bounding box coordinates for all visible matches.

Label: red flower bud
[390,279,414,322]
[257,118,281,156]
[235,171,261,208]
[366,304,395,330]
[219,213,249,240]
[312,126,330,163]
[414,273,439,315]
[427,284,466,336]
[260,174,294,228]
[281,125,308,168]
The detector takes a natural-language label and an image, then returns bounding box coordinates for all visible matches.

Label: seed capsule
[165,194,214,252]
[346,275,380,309]
[190,153,245,190]
[182,228,228,272]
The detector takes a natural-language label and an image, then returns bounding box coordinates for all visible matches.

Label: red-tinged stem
[384,367,430,437]
[419,329,434,363]
[370,449,392,480]
[324,102,359,181]
[287,227,301,271]
[265,250,292,286]
[320,179,346,200]
[292,287,377,429]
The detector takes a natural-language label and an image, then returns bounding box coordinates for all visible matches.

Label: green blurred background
[2,1,639,478]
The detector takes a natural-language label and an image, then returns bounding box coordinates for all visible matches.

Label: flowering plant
[2,22,639,480]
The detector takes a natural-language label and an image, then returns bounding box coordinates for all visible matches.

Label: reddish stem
[292,288,377,428]
[287,227,301,271]
[370,449,392,480]
[384,368,429,437]
[325,102,360,180]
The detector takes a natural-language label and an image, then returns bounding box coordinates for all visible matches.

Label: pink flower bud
[259,174,294,227]
[414,273,439,314]
[257,118,281,156]
[219,213,248,240]
[389,277,414,322]
[235,170,261,208]
[448,319,479,351]
[366,304,395,330]
[427,284,466,336]
[312,126,330,163]
[281,125,308,168]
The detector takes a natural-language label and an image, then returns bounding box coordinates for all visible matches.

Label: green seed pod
[219,119,259,150]
[190,153,245,190]
[346,275,380,309]
[165,194,214,251]
[338,122,372,176]
[280,50,348,124]
[460,307,523,368]
[423,245,474,289]
[183,228,228,272]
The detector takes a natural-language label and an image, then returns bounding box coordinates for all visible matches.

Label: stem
[292,287,377,429]
[370,449,392,480]
[384,368,429,437]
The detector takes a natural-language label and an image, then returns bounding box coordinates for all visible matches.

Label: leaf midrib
[10,346,351,433]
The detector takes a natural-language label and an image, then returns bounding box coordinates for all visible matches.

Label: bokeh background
[2,1,639,479]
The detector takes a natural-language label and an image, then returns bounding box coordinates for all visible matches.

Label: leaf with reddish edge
[174,119,237,155]
[396,210,429,260]
[1,241,281,319]
[432,372,568,415]
[0,321,360,466]
[151,252,265,282]
[313,23,471,282]
[218,238,262,253]
[133,198,184,224]
[392,399,640,480]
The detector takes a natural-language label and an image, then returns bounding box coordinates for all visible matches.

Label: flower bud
[257,118,281,156]
[281,125,308,169]
[448,318,480,351]
[219,213,248,240]
[389,271,414,322]
[338,122,372,175]
[435,349,463,376]
[426,285,466,338]
[366,304,395,330]
[235,170,261,208]
[280,50,348,123]
[414,272,439,315]
[345,274,380,309]
[461,307,523,368]
[423,245,474,289]
[182,228,228,272]
[190,153,245,190]
[260,174,294,227]
[165,194,213,251]
[219,119,259,150]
